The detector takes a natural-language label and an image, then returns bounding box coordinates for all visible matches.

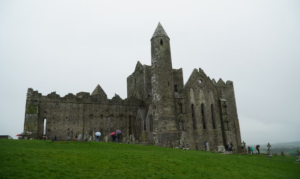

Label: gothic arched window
[201,103,206,129]
[191,104,196,129]
[211,104,216,129]
[43,118,47,135]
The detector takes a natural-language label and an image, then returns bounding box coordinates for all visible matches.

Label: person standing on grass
[116,129,122,143]
[228,143,231,152]
[204,141,207,150]
[256,145,260,155]
[250,146,254,154]
[95,132,101,142]
[110,132,116,142]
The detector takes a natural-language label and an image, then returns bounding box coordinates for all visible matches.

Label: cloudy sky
[0,0,299,144]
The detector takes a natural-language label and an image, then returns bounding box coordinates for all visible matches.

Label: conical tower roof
[151,22,169,39]
[91,84,107,96]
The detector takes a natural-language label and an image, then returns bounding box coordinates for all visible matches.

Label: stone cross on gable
[242,141,246,148]
[267,143,271,150]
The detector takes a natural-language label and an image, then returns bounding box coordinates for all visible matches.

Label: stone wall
[25,88,142,141]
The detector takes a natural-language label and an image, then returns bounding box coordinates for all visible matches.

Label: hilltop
[0,139,299,179]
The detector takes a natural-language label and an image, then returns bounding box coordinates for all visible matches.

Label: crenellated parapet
[25,87,143,105]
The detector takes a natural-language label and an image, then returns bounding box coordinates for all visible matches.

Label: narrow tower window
[211,104,216,129]
[191,104,196,129]
[201,103,206,129]
[174,85,178,92]
[160,39,163,46]
[43,118,47,135]
[144,118,146,131]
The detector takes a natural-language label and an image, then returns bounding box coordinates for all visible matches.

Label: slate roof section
[151,22,169,39]
[91,84,107,96]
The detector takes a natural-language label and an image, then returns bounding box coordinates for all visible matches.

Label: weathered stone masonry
[23,23,242,152]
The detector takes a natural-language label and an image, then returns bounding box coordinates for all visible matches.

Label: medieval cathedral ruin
[23,23,242,152]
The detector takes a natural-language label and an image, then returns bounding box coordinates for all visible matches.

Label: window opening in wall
[211,104,216,129]
[179,119,185,131]
[160,39,163,46]
[129,115,132,135]
[144,118,146,131]
[174,85,178,92]
[43,118,47,135]
[135,78,136,84]
[199,79,202,84]
[191,104,196,129]
[201,103,206,129]
[168,82,169,86]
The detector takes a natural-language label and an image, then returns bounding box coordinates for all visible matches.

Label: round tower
[151,22,177,145]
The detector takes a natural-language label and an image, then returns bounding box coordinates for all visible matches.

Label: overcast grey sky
[0,0,299,144]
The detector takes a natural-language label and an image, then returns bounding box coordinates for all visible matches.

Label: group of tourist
[94,129,122,143]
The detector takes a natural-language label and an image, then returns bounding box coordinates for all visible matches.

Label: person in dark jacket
[256,145,260,154]
[116,129,122,143]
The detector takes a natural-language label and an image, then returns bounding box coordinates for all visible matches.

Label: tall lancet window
[191,104,196,129]
[201,103,206,129]
[160,39,163,46]
[211,104,216,129]
[43,118,47,135]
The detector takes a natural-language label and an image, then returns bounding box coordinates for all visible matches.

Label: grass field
[0,139,299,179]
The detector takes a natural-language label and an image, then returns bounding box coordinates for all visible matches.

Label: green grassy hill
[0,139,299,179]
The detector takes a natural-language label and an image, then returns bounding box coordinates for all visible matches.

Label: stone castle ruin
[23,23,242,152]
